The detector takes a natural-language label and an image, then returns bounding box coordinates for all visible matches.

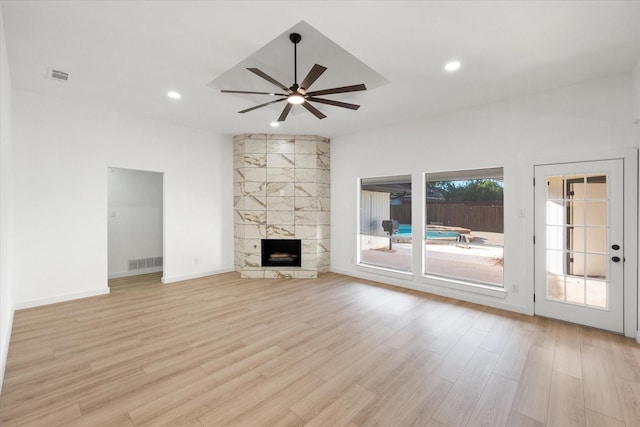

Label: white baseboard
[330,267,528,315]
[162,267,235,284]
[0,306,14,395]
[14,287,110,310]
[108,267,163,279]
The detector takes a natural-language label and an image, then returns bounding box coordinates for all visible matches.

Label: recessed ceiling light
[167,91,181,99]
[444,61,461,72]
[270,121,280,127]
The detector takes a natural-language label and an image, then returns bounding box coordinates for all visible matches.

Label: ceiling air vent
[47,68,69,82]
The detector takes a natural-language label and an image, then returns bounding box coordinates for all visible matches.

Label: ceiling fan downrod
[289,33,302,92]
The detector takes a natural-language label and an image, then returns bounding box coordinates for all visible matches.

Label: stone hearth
[233,134,330,278]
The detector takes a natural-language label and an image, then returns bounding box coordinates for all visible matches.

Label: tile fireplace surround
[233,134,330,278]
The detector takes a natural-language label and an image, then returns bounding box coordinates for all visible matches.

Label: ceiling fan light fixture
[444,61,461,72]
[287,93,305,104]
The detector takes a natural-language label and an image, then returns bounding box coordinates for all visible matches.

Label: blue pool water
[395,224,460,239]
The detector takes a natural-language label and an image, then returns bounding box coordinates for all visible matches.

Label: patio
[360,231,504,285]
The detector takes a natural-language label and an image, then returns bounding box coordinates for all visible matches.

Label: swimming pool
[395,224,460,239]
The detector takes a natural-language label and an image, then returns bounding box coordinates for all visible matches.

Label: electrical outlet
[194,258,199,265]
[512,284,519,293]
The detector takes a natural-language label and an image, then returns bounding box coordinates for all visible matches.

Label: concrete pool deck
[360,231,504,285]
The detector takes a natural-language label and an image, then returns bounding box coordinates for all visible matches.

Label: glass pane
[585,253,607,279]
[543,171,611,310]
[547,273,565,301]
[566,276,586,304]
[546,226,565,251]
[586,179,606,200]
[547,176,564,200]
[567,201,585,225]
[566,175,585,199]
[569,184,586,200]
[568,226,585,253]
[546,250,564,275]
[360,176,412,273]
[586,202,607,226]
[569,252,585,276]
[425,171,504,286]
[586,278,607,308]
[585,228,607,254]
[546,200,565,225]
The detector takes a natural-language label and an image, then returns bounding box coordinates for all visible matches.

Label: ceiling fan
[221,32,367,122]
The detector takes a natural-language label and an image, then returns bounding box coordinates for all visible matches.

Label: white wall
[331,74,637,331]
[12,89,234,308]
[108,167,163,278]
[634,59,640,342]
[633,59,640,124]
[0,4,14,393]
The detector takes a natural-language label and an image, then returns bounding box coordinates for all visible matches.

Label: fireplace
[234,134,330,278]
[261,239,302,267]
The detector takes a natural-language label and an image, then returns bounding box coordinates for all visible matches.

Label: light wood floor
[1,272,639,426]
[107,272,164,292]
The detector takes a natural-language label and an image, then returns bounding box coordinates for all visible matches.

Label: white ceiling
[2,1,640,138]
[209,20,389,121]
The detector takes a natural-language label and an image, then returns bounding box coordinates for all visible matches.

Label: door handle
[611,256,621,263]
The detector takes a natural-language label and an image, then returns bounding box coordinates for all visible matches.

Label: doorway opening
[107,167,164,288]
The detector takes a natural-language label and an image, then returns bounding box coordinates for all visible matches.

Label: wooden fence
[391,201,504,233]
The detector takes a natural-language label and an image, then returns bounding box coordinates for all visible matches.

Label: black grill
[381,219,399,234]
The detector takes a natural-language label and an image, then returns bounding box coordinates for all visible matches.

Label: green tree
[430,179,503,202]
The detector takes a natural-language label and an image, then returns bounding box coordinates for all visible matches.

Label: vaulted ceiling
[2,1,640,137]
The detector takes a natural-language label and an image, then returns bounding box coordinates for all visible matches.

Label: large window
[359,175,412,273]
[424,168,504,286]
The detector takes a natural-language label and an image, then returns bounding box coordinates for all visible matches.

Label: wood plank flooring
[1,272,639,426]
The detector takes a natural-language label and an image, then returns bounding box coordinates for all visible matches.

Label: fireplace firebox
[261,239,302,267]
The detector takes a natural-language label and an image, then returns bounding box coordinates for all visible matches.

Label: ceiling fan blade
[278,103,293,122]
[247,68,289,92]
[306,84,367,97]
[302,101,327,120]
[299,64,327,91]
[238,98,286,114]
[221,90,286,96]
[307,97,360,110]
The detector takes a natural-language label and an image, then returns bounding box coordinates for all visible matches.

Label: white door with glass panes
[534,159,624,333]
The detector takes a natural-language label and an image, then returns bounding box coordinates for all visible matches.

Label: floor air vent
[128,256,163,271]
